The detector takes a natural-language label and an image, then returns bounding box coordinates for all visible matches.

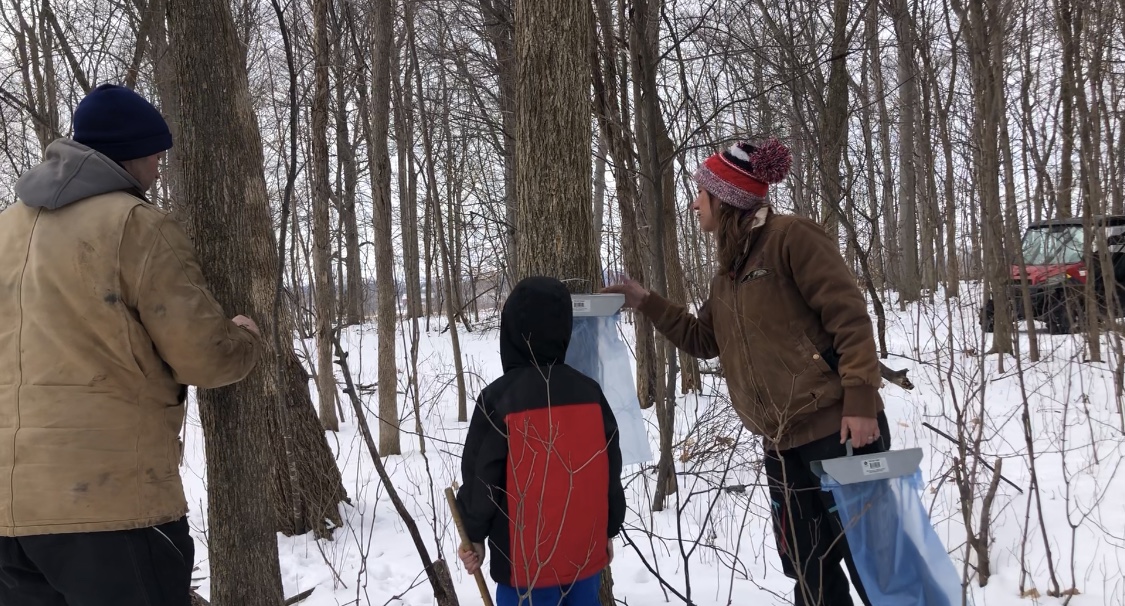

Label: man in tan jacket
[0,83,261,605]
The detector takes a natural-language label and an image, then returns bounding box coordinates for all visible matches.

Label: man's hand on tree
[232,315,261,337]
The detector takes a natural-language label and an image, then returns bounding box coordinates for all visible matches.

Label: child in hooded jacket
[456,276,626,606]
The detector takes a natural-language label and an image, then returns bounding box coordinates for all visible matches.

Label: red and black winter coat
[456,277,626,588]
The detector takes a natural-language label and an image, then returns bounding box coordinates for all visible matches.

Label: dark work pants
[0,516,194,606]
[765,412,891,606]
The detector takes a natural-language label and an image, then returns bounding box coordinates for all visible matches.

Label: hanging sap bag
[813,446,966,606]
[565,294,653,467]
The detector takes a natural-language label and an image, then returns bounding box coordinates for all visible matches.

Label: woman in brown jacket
[606,139,890,606]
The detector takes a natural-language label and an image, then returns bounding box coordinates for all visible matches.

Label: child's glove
[459,542,486,575]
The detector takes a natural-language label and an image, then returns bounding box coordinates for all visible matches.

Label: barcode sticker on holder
[573,299,590,312]
[862,457,889,476]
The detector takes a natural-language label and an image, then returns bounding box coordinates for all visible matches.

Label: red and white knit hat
[692,138,792,210]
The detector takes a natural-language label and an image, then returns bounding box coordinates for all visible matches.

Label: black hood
[500,277,573,372]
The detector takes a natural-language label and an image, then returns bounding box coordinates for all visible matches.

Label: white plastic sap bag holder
[812,443,967,606]
[565,294,653,467]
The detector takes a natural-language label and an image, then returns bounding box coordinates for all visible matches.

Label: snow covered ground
[183,290,1125,606]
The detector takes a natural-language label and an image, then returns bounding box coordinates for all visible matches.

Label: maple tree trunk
[168,6,346,605]
[513,0,600,289]
[167,0,286,603]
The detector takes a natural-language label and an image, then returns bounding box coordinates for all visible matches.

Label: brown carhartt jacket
[0,139,259,536]
[639,210,883,451]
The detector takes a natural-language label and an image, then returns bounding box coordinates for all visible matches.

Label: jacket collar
[727,207,772,280]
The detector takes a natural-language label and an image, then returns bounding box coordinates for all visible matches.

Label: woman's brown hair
[711,192,762,277]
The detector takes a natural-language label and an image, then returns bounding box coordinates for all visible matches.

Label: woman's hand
[602,278,650,310]
[458,542,485,575]
[841,416,881,448]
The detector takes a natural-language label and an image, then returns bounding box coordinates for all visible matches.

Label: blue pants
[496,572,602,606]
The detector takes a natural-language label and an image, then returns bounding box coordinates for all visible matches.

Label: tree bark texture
[513,0,599,290]
[816,0,849,247]
[169,0,346,584]
[892,0,922,301]
[311,0,339,432]
[369,0,401,455]
[167,0,287,602]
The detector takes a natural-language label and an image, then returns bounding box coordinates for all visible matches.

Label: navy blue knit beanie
[72,83,173,162]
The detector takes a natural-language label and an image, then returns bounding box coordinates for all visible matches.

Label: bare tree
[368,0,401,454]
[167,0,288,601]
[953,0,1014,358]
[891,0,922,302]
[332,0,366,326]
[511,0,600,289]
[590,0,658,411]
[311,0,340,431]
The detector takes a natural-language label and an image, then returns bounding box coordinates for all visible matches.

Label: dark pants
[0,516,194,606]
[765,412,891,606]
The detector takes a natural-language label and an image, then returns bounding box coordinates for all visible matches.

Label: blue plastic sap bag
[565,313,653,467]
[820,470,965,606]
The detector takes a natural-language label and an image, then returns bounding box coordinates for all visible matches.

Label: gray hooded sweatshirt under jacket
[14,139,145,210]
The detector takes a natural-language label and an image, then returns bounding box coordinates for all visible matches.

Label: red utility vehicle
[981,216,1125,334]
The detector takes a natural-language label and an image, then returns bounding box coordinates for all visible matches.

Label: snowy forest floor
[184,287,1125,606]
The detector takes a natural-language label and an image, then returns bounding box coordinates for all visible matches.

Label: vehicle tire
[1046,291,1082,335]
[981,300,995,333]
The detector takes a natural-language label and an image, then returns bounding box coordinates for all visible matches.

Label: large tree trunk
[368,0,400,455]
[513,0,599,288]
[167,1,285,604]
[311,0,339,432]
[168,0,347,594]
[515,0,611,599]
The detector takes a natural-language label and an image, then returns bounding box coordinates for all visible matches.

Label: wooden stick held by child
[445,486,494,606]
